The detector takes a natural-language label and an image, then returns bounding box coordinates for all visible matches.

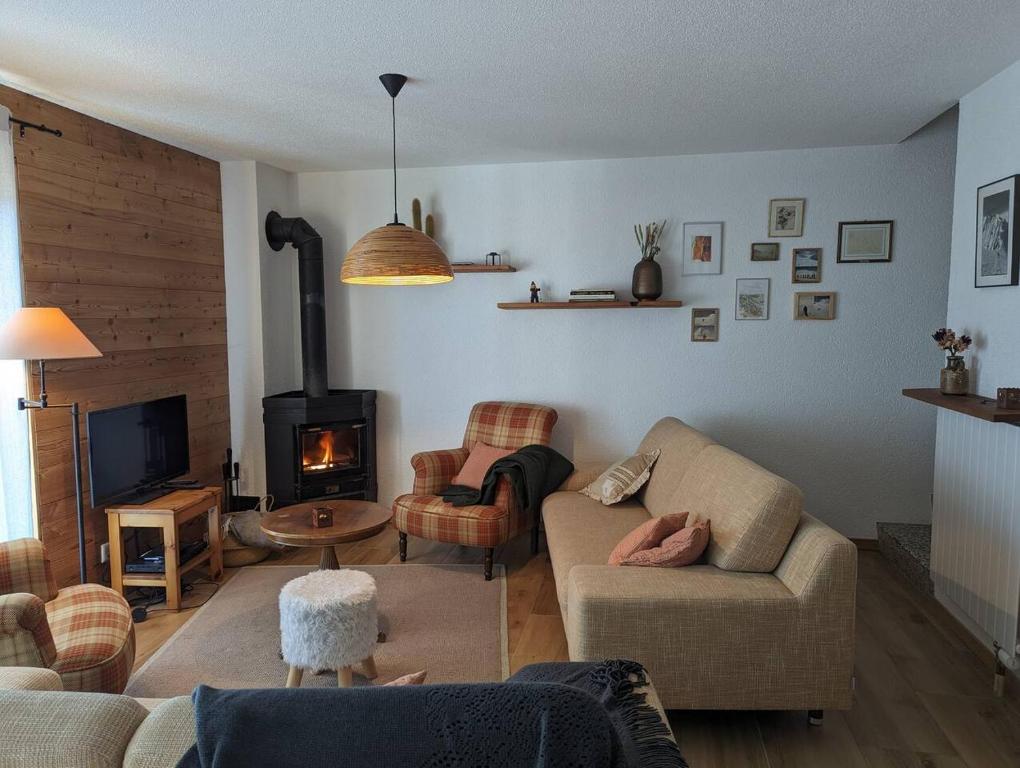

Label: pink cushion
[451,443,514,489]
[608,513,689,566]
[621,520,711,568]
[384,670,428,686]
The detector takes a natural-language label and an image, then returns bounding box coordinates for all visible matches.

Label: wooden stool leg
[361,655,378,680]
[320,545,340,570]
[338,667,354,688]
[286,666,303,688]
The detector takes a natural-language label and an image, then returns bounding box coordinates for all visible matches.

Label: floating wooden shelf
[902,388,1020,424]
[497,300,683,310]
[452,264,517,273]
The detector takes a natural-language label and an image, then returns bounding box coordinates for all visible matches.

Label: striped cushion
[47,584,133,675]
[0,538,58,602]
[462,402,557,451]
[581,450,661,505]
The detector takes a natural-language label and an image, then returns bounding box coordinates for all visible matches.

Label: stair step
[876,522,933,596]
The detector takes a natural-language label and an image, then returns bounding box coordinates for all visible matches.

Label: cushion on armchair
[451,443,514,489]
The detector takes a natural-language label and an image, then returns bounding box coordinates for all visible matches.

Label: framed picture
[975,175,1020,287]
[750,242,780,261]
[735,278,769,320]
[791,248,822,283]
[795,291,835,320]
[682,222,723,275]
[691,308,719,341]
[837,220,893,263]
[768,198,805,237]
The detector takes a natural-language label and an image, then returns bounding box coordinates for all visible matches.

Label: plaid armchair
[394,402,558,579]
[0,538,134,693]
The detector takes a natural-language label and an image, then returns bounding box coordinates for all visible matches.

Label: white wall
[221,161,266,496]
[255,163,301,396]
[945,60,1020,391]
[221,161,301,496]
[293,111,957,538]
[931,60,1020,661]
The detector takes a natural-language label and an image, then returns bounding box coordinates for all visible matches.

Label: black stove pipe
[265,211,328,398]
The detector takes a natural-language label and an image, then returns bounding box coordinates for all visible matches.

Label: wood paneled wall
[0,85,230,587]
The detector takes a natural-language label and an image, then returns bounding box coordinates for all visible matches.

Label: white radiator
[931,408,1020,661]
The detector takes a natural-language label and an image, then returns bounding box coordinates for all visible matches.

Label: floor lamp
[0,308,102,584]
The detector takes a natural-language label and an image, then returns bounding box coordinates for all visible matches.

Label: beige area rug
[125,564,508,697]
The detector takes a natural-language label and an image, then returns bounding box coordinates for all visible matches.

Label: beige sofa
[0,667,675,767]
[544,417,856,714]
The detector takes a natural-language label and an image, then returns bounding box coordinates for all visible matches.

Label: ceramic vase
[632,258,663,301]
[940,355,969,396]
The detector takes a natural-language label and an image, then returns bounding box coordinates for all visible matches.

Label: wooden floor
[134,533,1020,768]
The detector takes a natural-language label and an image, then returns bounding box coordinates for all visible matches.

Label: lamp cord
[391,96,398,224]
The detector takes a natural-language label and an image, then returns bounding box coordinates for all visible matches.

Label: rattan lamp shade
[341,223,453,285]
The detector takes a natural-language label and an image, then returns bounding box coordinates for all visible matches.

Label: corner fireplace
[261,212,377,506]
[263,390,377,505]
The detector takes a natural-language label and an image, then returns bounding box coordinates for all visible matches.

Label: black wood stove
[262,212,377,505]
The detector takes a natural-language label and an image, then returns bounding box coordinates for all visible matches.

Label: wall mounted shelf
[497,300,683,310]
[902,388,1020,425]
[452,265,517,273]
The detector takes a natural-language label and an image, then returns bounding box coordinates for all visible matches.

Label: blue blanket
[175,660,686,768]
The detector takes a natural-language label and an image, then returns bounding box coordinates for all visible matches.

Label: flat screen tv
[87,394,190,507]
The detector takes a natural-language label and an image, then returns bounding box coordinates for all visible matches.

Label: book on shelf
[568,296,618,302]
[570,289,616,296]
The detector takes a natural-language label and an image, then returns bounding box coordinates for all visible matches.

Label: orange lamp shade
[0,308,102,361]
[341,223,453,285]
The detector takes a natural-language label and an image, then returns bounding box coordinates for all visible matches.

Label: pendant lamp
[341,74,453,285]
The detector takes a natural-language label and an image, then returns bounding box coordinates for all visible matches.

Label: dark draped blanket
[175,660,687,768]
[441,444,574,523]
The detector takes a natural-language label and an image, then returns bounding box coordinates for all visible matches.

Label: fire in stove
[301,427,358,473]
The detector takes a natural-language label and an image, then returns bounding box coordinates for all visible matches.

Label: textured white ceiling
[1,1,1018,172]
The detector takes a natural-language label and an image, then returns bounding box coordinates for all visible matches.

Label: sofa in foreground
[544,417,857,717]
[0,664,677,768]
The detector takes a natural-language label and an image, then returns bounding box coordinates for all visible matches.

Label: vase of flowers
[932,328,972,395]
[632,221,666,301]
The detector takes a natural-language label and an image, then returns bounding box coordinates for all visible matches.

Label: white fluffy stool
[279,569,378,688]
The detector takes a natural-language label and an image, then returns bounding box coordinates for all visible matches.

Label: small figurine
[529,281,541,303]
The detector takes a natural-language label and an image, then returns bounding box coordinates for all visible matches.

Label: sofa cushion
[580,449,660,505]
[670,444,802,572]
[635,418,715,517]
[608,512,688,566]
[542,491,651,607]
[124,695,196,768]
[621,520,711,568]
[0,689,148,767]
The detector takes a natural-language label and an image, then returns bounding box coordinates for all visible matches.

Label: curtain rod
[7,116,62,138]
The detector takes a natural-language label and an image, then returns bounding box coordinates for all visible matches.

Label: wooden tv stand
[106,487,224,611]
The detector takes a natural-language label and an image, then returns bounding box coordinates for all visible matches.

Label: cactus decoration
[412,198,422,231]
[411,198,438,240]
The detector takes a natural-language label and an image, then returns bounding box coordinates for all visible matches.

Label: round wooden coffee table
[261,500,393,570]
